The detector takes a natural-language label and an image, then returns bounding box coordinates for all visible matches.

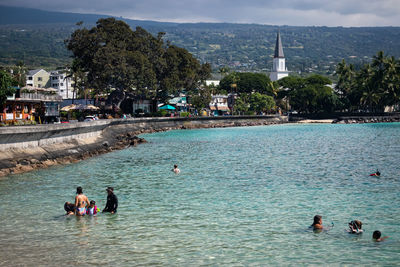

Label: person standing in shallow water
[103,187,118,214]
[75,186,89,216]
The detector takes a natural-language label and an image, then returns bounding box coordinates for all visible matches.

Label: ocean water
[0,123,399,266]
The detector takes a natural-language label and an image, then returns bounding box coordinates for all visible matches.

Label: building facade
[26,69,73,99]
[269,31,289,81]
[26,69,50,88]
[50,70,73,99]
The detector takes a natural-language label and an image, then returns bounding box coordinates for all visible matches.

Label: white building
[269,30,289,81]
[50,70,73,99]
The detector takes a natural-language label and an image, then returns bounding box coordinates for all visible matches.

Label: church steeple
[274,30,284,58]
[269,29,289,81]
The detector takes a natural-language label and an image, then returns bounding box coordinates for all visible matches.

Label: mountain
[1,5,400,76]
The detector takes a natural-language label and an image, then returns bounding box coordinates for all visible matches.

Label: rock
[19,159,30,166]
[30,159,40,164]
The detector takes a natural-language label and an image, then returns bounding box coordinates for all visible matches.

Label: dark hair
[90,200,95,205]
[311,215,322,226]
[349,220,362,230]
[373,230,381,239]
[76,186,83,194]
[174,165,178,168]
[64,202,75,213]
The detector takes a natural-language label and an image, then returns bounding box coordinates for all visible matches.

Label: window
[60,83,63,86]
[38,84,41,88]
[38,77,42,81]
[28,76,33,80]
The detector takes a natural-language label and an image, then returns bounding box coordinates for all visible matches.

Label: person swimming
[310,215,323,230]
[369,170,381,176]
[348,220,363,234]
[373,230,388,242]
[172,164,180,174]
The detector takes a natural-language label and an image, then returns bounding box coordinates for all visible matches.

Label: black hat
[106,186,114,192]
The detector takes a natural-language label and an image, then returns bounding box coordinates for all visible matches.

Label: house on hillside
[26,69,50,88]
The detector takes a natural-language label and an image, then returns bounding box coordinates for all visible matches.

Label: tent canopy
[159,104,176,110]
[61,104,100,111]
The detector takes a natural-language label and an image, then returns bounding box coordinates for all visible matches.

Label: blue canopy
[159,105,176,110]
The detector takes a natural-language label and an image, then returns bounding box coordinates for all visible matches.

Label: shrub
[180,112,190,117]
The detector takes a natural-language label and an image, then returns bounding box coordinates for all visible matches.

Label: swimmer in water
[373,230,388,242]
[310,215,323,231]
[370,170,380,176]
[172,164,180,174]
[348,220,363,234]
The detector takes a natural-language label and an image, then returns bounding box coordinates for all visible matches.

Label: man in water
[75,186,89,216]
[172,164,180,174]
[103,187,118,214]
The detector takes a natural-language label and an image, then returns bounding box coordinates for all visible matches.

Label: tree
[0,70,15,106]
[66,18,210,106]
[191,86,212,110]
[219,72,273,95]
[249,93,275,114]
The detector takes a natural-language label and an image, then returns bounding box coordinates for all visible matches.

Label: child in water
[86,200,100,216]
[64,202,75,215]
[373,230,388,242]
[348,220,363,234]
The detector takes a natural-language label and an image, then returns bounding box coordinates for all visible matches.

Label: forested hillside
[1,5,400,76]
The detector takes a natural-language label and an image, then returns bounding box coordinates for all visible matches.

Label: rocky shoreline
[0,119,282,178]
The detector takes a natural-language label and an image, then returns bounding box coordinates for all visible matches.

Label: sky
[1,0,400,27]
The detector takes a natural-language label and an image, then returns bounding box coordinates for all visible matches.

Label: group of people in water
[310,215,389,242]
[64,186,118,216]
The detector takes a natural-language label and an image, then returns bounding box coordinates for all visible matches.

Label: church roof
[274,30,284,58]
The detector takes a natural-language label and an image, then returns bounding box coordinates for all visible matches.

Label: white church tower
[269,30,289,81]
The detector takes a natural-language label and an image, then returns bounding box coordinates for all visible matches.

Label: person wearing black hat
[103,187,118,214]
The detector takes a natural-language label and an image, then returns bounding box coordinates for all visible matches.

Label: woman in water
[310,215,323,230]
[74,186,89,216]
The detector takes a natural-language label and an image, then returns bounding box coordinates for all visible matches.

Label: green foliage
[278,74,336,113]
[191,87,212,110]
[66,18,210,101]
[219,72,273,95]
[0,70,15,105]
[179,112,190,117]
[336,51,400,112]
[249,92,275,113]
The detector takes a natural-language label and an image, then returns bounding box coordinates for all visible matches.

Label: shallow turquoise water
[1,123,400,265]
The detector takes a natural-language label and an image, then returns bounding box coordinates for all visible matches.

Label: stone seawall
[0,115,286,177]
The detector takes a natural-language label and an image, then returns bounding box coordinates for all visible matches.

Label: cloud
[1,0,399,26]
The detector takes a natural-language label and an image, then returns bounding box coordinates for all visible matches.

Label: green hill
[1,5,400,76]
